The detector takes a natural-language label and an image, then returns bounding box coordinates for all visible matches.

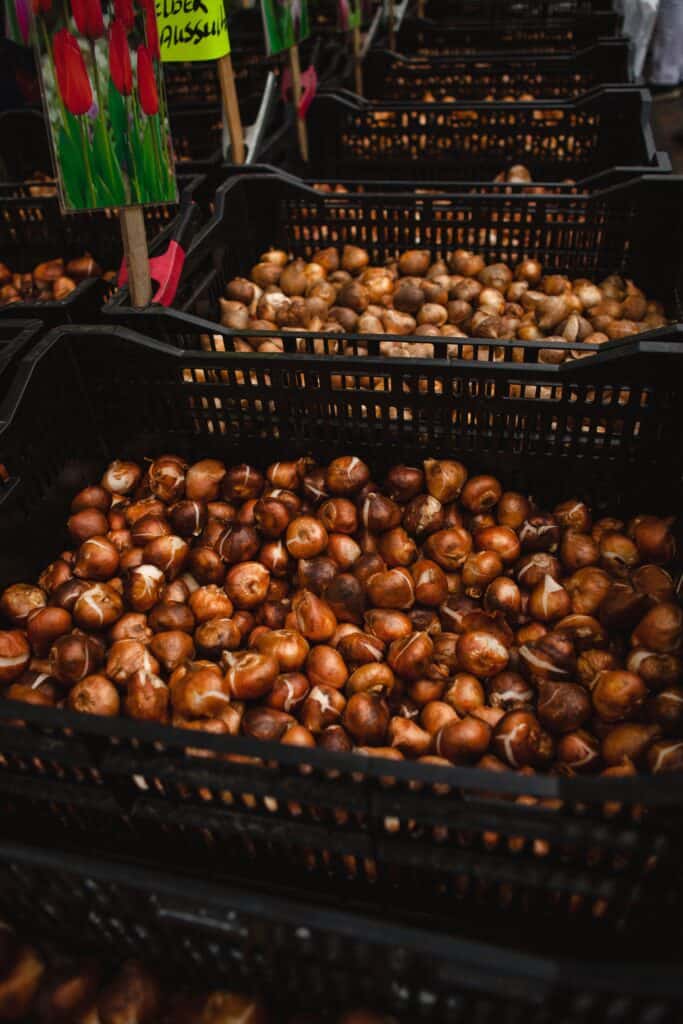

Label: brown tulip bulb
[193,618,241,659]
[124,565,165,613]
[423,459,468,503]
[73,583,123,629]
[50,634,103,684]
[457,630,509,678]
[66,674,120,717]
[631,603,683,653]
[565,566,611,616]
[556,730,601,773]
[554,500,592,533]
[264,672,309,715]
[101,460,142,495]
[528,576,571,622]
[337,630,385,665]
[150,630,195,673]
[444,673,485,714]
[255,629,309,672]
[519,516,560,553]
[388,717,432,757]
[359,493,401,535]
[143,536,189,580]
[410,559,449,607]
[297,556,338,595]
[71,485,112,514]
[243,707,295,743]
[486,671,534,710]
[474,526,520,565]
[484,577,521,620]
[171,661,231,716]
[519,631,576,682]
[515,552,562,590]
[599,532,639,578]
[222,464,264,501]
[460,475,502,514]
[326,456,370,495]
[148,601,195,634]
[184,459,226,501]
[292,590,337,642]
[148,455,186,503]
[537,681,591,734]
[326,534,362,570]
[497,492,532,530]
[366,568,415,609]
[324,573,365,624]
[125,671,169,721]
[344,692,390,746]
[420,700,457,735]
[599,583,648,631]
[576,648,618,687]
[318,498,358,535]
[1,583,47,625]
[188,585,233,624]
[305,645,348,690]
[631,516,676,565]
[364,609,413,643]
[109,612,152,644]
[106,639,159,684]
[215,524,260,564]
[300,685,346,732]
[424,527,472,571]
[632,564,676,605]
[602,722,662,767]
[493,710,554,768]
[385,465,425,502]
[592,670,648,722]
[626,648,682,691]
[647,739,683,773]
[168,500,208,538]
[434,716,491,764]
[402,495,444,538]
[224,562,270,609]
[346,662,395,696]
[387,632,434,680]
[26,607,72,657]
[0,630,31,683]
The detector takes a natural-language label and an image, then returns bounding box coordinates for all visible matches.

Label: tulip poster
[260,0,310,56]
[33,0,177,212]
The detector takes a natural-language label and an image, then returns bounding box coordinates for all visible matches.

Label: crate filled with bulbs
[0,170,206,327]
[0,324,682,934]
[0,840,682,1023]
[104,170,683,366]
[361,40,630,102]
[302,87,665,184]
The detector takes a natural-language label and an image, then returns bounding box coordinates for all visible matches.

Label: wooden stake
[119,207,152,309]
[353,24,363,97]
[217,52,245,164]
[388,0,396,50]
[288,43,309,163]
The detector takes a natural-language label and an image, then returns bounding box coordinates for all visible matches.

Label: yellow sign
[156,0,231,62]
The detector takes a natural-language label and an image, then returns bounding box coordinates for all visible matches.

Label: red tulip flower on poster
[53,29,93,115]
[33,0,177,211]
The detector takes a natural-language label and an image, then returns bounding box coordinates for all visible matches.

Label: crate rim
[1,837,682,999]
[319,82,652,112]
[369,38,630,67]
[2,323,683,806]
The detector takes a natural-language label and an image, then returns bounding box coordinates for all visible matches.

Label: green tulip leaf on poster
[261,0,310,55]
[340,0,361,30]
[33,0,178,212]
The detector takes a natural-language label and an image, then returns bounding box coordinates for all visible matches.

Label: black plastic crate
[1,325,683,935]
[418,0,616,19]
[304,87,664,182]
[395,14,622,52]
[362,41,630,101]
[0,320,42,393]
[0,173,205,327]
[0,841,682,1022]
[103,171,683,353]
